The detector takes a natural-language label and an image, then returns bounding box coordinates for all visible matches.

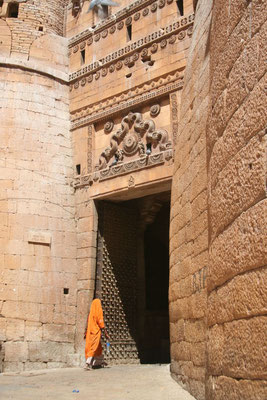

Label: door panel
[96,201,139,363]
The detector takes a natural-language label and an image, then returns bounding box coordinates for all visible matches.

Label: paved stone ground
[0,364,196,400]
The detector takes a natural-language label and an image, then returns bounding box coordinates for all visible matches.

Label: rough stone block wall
[169,1,212,399]
[0,65,78,372]
[206,0,267,399]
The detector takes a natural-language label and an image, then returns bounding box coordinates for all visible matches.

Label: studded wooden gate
[96,201,139,363]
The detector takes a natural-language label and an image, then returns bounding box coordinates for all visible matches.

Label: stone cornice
[70,71,184,130]
[69,13,194,82]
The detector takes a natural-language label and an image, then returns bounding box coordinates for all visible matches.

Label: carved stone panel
[95,111,172,171]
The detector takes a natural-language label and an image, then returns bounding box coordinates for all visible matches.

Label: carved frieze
[69,15,194,83]
[74,149,173,188]
[69,0,177,48]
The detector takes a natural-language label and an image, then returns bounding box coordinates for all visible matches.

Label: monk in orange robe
[84,298,110,369]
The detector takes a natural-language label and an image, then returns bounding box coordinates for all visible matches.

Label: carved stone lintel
[75,149,173,188]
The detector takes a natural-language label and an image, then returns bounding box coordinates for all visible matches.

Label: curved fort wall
[0,0,79,372]
[206,0,266,398]
[170,0,267,399]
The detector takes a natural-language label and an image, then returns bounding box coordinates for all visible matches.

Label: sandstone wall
[206,0,267,399]
[0,8,79,369]
[0,0,68,58]
[169,1,212,398]
[170,0,267,399]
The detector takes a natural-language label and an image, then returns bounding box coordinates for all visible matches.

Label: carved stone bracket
[95,111,172,170]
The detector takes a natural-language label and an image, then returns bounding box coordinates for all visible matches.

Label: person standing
[84,298,110,369]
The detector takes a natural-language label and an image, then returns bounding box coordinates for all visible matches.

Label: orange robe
[85,299,105,359]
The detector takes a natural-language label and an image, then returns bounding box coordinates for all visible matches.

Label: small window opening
[38,26,43,32]
[127,25,132,42]
[126,72,132,78]
[63,288,69,295]
[80,50,85,65]
[8,2,19,18]
[176,0,184,16]
[76,164,81,175]
[249,163,253,170]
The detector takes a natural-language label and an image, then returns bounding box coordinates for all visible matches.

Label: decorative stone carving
[151,43,158,53]
[109,25,116,34]
[109,64,115,73]
[80,41,86,50]
[94,33,100,42]
[88,125,93,173]
[73,45,79,53]
[141,48,148,58]
[170,92,178,145]
[96,111,172,170]
[75,148,173,187]
[125,17,132,26]
[87,37,93,46]
[88,74,93,82]
[159,0,165,8]
[160,39,167,48]
[69,16,195,83]
[81,78,86,86]
[95,71,100,80]
[101,29,108,38]
[128,176,135,187]
[151,3,157,12]
[150,104,161,117]
[134,12,140,21]
[169,35,176,44]
[104,121,114,133]
[116,61,123,70]
[142,8,149,16]
[71,72,184,130]
[117,21,124,30]
[187,26,193,36]
[178,30,186,40]
[102,68,108,77]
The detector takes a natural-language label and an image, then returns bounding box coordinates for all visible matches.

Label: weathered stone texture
[206,0,267,399]
[170,0,212,398]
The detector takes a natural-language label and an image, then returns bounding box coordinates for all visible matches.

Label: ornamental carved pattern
[69,18,194,86]
[95,111,172,171]
[170,92,178,146]
[87,125,93,173]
